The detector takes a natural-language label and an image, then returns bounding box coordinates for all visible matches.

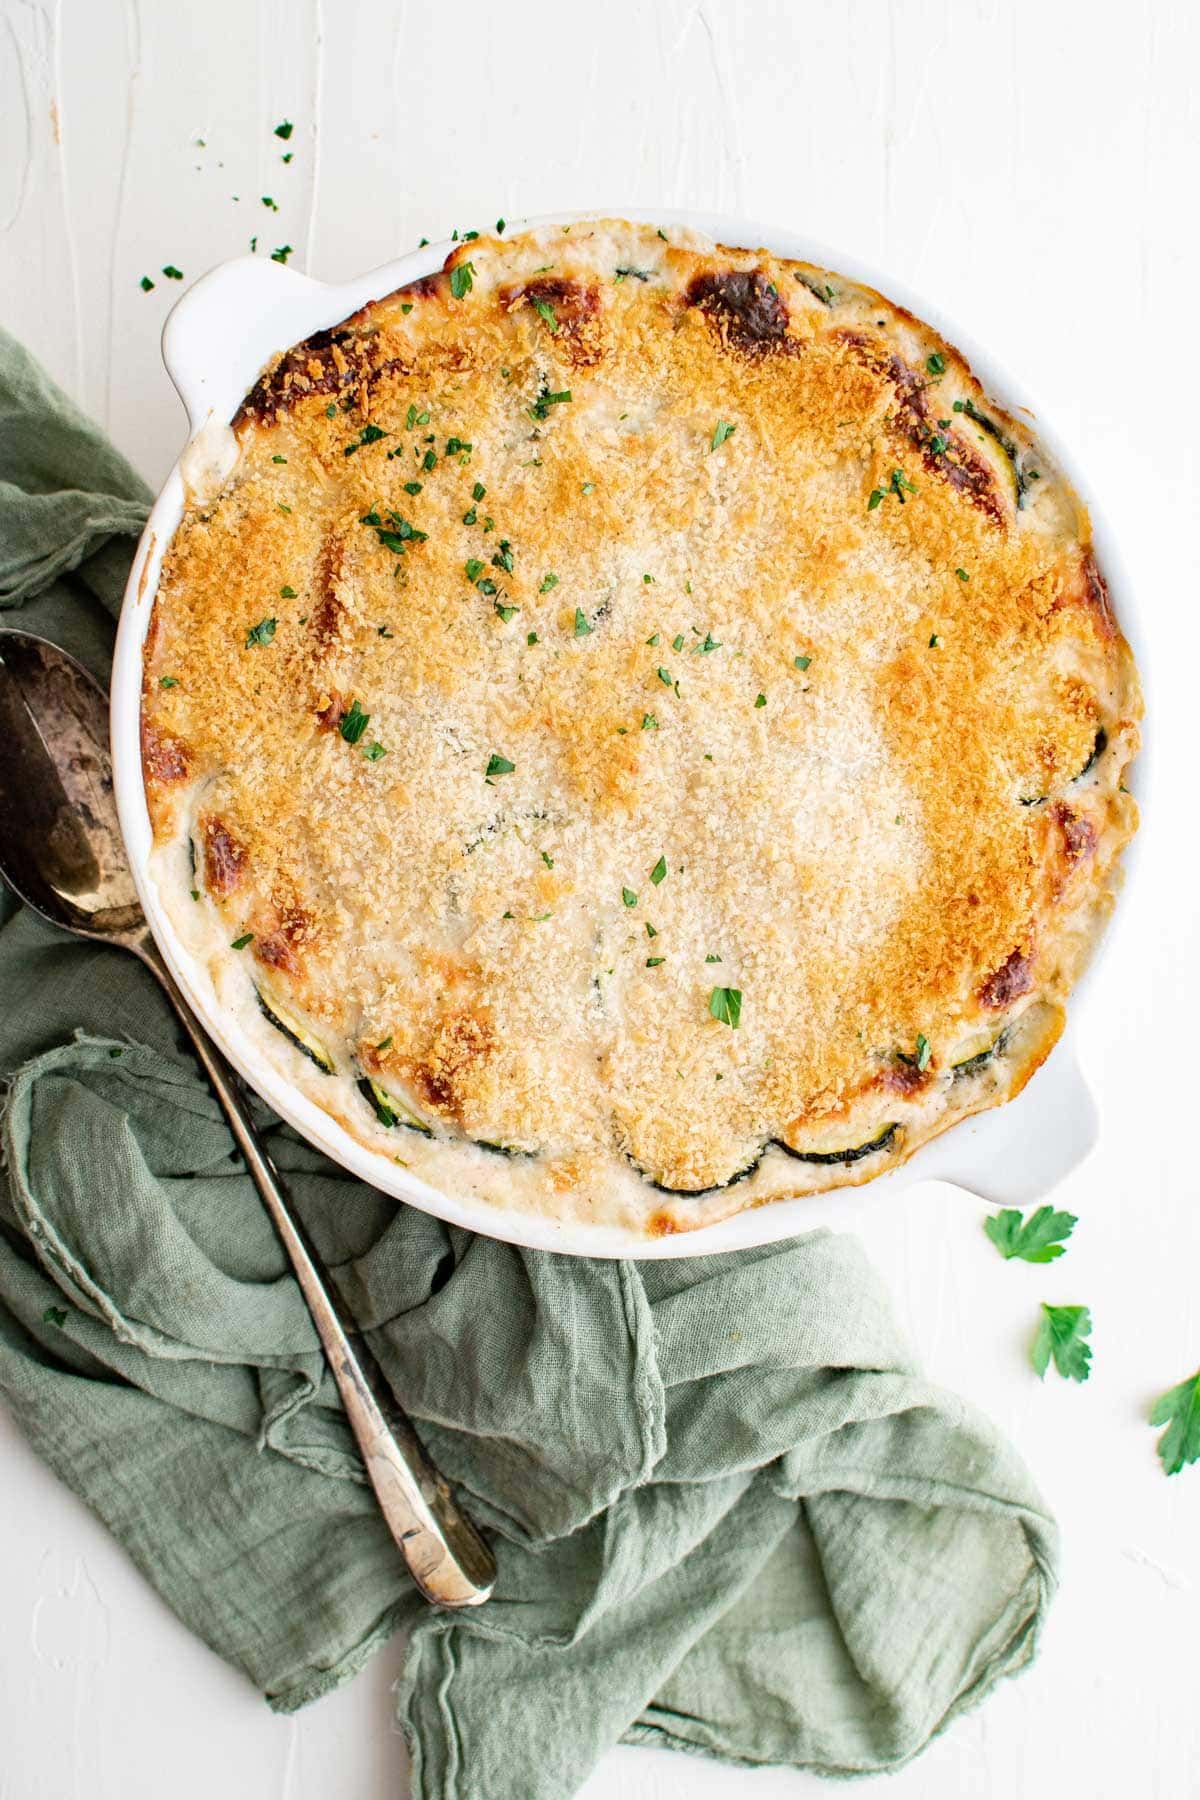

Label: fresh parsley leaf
[362,741,388,761]
[956,567,969,581]
[534,298,559,333]
[159,675,179,688]
[338,698,370,744]
[485,752,515,778]
[280,585,297,598]
[492,540,514,574]
[42,1305,68,1328]
[926,351,946,375]
[698,632,721,654]
[755,693,767,708]
[274,119,294,140]
[650,855,667,885]
[641,713,658,730]
[344,423,388,456]
[708,986,742,1029]
[231,932,255,950]
[867,488,885,510]
[622,887,638,908]
[465,558,485,584]
[915,1033,931,1070]
[574,608,592,637]
[270,245,293,263]
[1149,1369,1200,1476]
[541,851,554,868]
[245,617,276,648]
[403,480,422,495]
[527,631,539,645]
[1031,1303,1092,1382]
[450,262,476,299]
[656,667,673,686]
[496,218,506,233]
[262,195,279,211]
[162,264,184,280]
[645,922,658,938]
[672,634,685,652]
[929,634,940,648]
[139,275,155,292]
[985,1205,1078,1264]
[272,454,288,464]
[539,572,558,593]
[711,419,736,451]
[646,956,665,967]
[794,654,812,670]
[495,602,518,622]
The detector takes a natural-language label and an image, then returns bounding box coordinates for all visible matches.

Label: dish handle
[161,256,330,435]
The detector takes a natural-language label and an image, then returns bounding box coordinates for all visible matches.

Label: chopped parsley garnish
[404,480,422,495]
[190,888,200,901]
[671,633,684,652]
[539,572,558,593]
[794,654,811,670]
[449,261,476,299]
[159,675,179,688]
[270,245,293,263]
[929,633,940,648]
[698,633,721,654]
[1031,1303,1092,1382]
[649,855,667,885]
[473,481,487,501]
[376,1035,394,1051]
[422,448,437,471]
[231,932,255,950]
[647,633,660,646]
[162,265,184,280]
[262,195,278,211]
[277,502,292,513]
[643,573,654,584]
[867,489,885,511]
[956,567,969,581]
[985,1205,1078,1264]
[711,419,736,451]
[656,667,673,686]
[542,851,554,868]
[708,986,742,1029]
[463,508,477,525]
[705,953,722,963]
[1150,1370,1200,1475]
[280,585,297,598]
[485,753,515,779]
[646,956,665,967]
[528,388,572,421]
[534,298,559,333]
[274,119,294,139]
[344,423,388,456]
[272,453,287,464]
[363,741,388,761]
[492,540,514,574]
[325,403,337,418]
[139,275,155,292]
[495,602,519,622]
[754,693,767,708]
[339,698,370,744]
[574,608,592,637]
[929,434,948,455]
[926,351,946,375]
[890,467,917,501]
[465,558,485,583]
[400,302,413,314]
[496,217,506,233]
[622,887,638,908]
[527,631,539,645]
[641,713,658,730]
[581,480,594,493]
[915,1033,931,1070]
[245,617,277,648]
[282,152,293,163]
[645,922,658,938]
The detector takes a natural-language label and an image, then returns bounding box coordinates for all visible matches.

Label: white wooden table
[2,2,1198,1795]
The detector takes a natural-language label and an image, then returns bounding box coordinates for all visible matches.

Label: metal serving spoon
[0,629,495,1609]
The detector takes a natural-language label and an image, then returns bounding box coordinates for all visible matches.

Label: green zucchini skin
[472,1139,534,1160]
[774,1123,899,1166]
[958,398,1028,507]
[1077,727,1107,780]
[255,989,336,1075]
[952,1030,1008,1081]
[629,1140,767,1197]
[357,1076,433,1137]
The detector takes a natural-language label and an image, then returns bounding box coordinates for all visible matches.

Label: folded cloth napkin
[0,326,1058,1797]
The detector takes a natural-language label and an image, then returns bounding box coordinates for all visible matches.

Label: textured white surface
[1,1,1198,1796]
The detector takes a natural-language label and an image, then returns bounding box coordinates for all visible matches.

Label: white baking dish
[110,209,1145,1259]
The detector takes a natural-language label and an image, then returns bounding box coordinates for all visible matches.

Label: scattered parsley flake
[650,855,667,886]
[622,887,638,908]
[645,922,658,938]
[262,195,278,211]
[496,217,506,233]
[708,986,742,1029]
[274,119,293,140]
[984,1206,1078,1264]
[280,585,297,599]
[450,261,476,299]
[794,654,811,670]
[754,693,767,708]
[926,351,946,375]
[162,265,184,280]
[647,633,660,647]
[245,617,277,648]
[539,572,558,593]
[270,245,293,263]
[1149,1370,1200,1476]
[672,634,684,652]
[272,453,287,464]
[376,1035,393,1051]
[1031,1303,1092,1382]
[646,957,665,967]
[495,602,519,622]
[338,698,370,744]
[699,633,721,654]
[344,423,388,456]
[867,489,885,510]
[574,608,592,637]
[957,567,970,582]
[159,675,179,688]
[231,932,255,950]
[485,752,515,778]
[929,633,940,648]
[711,419,736,451]
[542,851,554,868]
[325,403,337,418]
[534,298,559,333]
[190,887,200,901]
[915,1033,932,1070]
[705,953,722,963]
[527,631,539,645]
[641,713,658,730]
[465,558,485,583]
[581,480,594,493]
[139,275,155,292]
[362,741,388,762]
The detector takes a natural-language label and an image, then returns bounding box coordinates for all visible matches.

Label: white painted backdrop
[2,2,1198,1796]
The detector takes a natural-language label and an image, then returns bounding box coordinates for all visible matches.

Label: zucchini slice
[956,397,1028,509]
[255,988,336,1075]
[630,1138,766,1197]
[951,1029,1007,1080]
[472,1138,534,1160]
[775,1123,899,1166]
[1075,727,1107,781]
[357,1075,433,1137]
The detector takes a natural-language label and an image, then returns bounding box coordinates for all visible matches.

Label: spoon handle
[133,935,496,1609]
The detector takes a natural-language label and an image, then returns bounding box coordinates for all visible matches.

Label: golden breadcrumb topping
[142,220,1140,1232]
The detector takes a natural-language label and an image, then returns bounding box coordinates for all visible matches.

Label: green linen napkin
[0,325,1058,1796]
